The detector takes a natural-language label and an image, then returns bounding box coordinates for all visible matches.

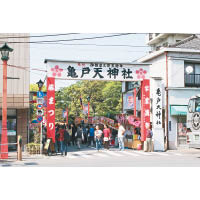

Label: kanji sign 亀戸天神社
[46,61,149,82]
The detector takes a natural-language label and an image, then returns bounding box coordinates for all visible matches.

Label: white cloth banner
[46,60,149,81]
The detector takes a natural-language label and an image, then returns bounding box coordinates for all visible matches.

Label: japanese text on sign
[47,77,55,143]
[46,61,149,81]
[153,87,162,128]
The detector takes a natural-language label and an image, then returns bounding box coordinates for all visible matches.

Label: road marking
[73,152,92,158]
[103,150,123,157]
[151,152,169,156]
[134,151,152,156]
[94,152,110,157]
[67,154,77,159]
[119,151,140,157]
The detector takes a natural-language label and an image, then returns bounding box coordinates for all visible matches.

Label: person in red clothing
[59,126,65,155]
[103,124,110,150]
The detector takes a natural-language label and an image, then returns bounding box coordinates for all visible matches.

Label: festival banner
[141,79,150,141]
[46,61,149,82]
[47,77,55,143]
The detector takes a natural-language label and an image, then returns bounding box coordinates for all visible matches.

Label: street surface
[1,146,200,167]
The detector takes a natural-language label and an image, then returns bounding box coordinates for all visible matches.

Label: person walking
[146,127,153,152]
[82,125,88,144]
[76,125,82,150]
[63,127,70,156]
[55,129,60,154]
[71,124,77,146]
[95,125,102,151]
[117,122,125,151]
[103,124,110,150]
[88,125,95,147]
[59,126,65,155]
[67,125,72,146]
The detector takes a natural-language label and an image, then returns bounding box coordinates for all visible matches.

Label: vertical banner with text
[141,79,150,141]
[47,77,55,143]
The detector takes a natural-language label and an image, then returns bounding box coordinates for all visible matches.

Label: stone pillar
[17,109,28,147]
[152,78,165,151]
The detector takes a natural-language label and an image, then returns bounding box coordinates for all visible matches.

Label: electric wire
[0,33,81,39]
[3,33,137,44]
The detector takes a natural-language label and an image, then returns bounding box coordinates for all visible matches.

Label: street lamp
[36,79,44,91]
[0,43,13,159]
[87,96,90,121]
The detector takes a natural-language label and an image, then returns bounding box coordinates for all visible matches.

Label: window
[185,63,200,87]
[126,82,135,91]
[188,97,200,113]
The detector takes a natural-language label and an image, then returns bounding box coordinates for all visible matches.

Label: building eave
[138,48,200,63]
[44,59,151,66]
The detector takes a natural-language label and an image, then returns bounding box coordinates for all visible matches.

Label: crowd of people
[45,122,153,156]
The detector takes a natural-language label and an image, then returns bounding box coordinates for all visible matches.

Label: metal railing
[185,74,200,87]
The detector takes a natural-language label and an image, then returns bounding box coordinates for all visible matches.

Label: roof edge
[44,59,151,65]
[138,48,200,63]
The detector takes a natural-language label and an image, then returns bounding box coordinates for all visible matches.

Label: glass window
[126,82,134,91]
[188,97,200,113]
[185,63,200,87]
[0,119,17,150]
[195,98,200,112]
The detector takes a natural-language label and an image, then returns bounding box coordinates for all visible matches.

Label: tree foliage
[29,81,122,123]
[55,80,122,122]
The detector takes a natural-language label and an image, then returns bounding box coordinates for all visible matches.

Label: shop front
[170,105,188,148]
[0,109,17,150]
[116,114,142,150]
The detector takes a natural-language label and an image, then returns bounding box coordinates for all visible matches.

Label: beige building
[0,33,30,149]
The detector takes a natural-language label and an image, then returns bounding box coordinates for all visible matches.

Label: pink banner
[47,77,55,143]
[141,79,150,141]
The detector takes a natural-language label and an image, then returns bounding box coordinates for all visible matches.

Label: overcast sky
[30,33,150,90]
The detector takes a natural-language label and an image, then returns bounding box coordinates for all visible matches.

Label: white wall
[168,59,184,87]
[0,33,30,108]
[169,89,200,105]
[0,33,30,96]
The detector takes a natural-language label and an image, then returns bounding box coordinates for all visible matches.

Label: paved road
[1,146,200,167]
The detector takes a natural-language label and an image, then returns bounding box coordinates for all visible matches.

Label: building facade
[0,33,30,149]
[138,34,200,150]
[147,33,192,51]
[122,34,200,150]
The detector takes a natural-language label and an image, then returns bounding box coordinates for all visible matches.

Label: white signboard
[37,98,44,104]
[46,61,149,81]
[153,87,162,128]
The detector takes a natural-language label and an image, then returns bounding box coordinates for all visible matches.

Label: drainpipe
[165,52,169,150]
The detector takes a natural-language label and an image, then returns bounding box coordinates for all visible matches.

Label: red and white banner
[47,77,55,143]
[141,79,150,141]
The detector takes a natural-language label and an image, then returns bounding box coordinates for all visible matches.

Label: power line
[30,43,150,48]
[0,33,80,39]
[4,33,136,44]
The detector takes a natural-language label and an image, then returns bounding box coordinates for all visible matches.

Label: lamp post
[36,79,44,154]
[87,96,90,121]
[0,43,13,159]
[36,79,44,91]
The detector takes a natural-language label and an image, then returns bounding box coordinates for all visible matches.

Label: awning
[170,105,188,116]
